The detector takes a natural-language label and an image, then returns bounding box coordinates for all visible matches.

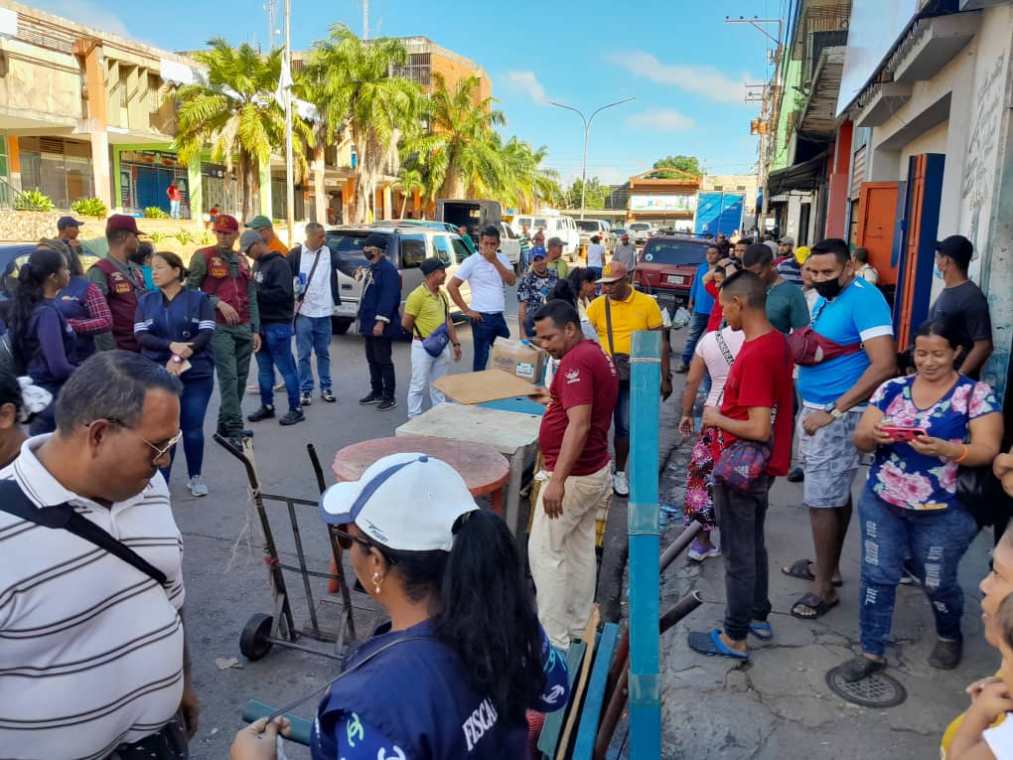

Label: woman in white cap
[231,452,569,759]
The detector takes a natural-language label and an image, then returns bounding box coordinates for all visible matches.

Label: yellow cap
[794,245,811,265]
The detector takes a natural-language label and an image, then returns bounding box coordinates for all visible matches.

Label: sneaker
[613,471,630,497]
[279,409,306,426]
[688,537,721,562]
[300,392,313,407]
[187,475,209,497]
[247,405,275,422]
[377,398,397,411]
[359,392,383,405]
[929,638,963,670]
[321,389,336,403]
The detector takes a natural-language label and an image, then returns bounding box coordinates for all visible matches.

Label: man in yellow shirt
[546,237,570,278]
[402,258,462,419]
[586,261,672,496]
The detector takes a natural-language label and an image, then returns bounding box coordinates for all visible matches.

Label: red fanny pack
[787,326,862,366]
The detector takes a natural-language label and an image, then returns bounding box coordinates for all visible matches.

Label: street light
[551,97,635,220]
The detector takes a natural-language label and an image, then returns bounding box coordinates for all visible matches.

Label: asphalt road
[179,291,527,758]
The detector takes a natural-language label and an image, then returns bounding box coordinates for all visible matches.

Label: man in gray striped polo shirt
[0,351,197,760]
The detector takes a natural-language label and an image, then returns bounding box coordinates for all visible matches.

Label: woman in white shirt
[586,236,605,279]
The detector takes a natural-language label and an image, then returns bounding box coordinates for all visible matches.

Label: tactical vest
[195,247,252,326]
[92,258,140,351]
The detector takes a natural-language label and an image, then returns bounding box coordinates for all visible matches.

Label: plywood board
[433,369,537,405]
[572,622,619,760]
[556,606,602,760]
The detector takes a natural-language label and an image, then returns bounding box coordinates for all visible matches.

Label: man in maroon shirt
[529,299,618,649]
[687,270,793,660]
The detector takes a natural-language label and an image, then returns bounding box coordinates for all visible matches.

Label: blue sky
[37,0,781,187]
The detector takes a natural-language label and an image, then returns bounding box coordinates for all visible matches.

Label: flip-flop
[781,558,844,587]
[790,592,840,620]
[687,628,749,660]
[749,621,774,641]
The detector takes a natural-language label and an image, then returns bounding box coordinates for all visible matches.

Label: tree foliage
[561,177,608,210]
[652,154,703,177]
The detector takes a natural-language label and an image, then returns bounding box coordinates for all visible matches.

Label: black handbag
[957,464,1011,528]
[604,296,631,383]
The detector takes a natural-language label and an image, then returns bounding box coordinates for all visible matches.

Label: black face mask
[813,277,844,299]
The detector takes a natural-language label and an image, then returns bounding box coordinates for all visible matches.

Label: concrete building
[625,168,702,229]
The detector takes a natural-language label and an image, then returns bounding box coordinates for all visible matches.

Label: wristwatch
[830,407,844,420]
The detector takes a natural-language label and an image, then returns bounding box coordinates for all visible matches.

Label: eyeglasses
[332,526,374,552]
[97,418,182,464]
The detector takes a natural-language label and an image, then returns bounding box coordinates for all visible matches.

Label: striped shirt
[0,435,186,760]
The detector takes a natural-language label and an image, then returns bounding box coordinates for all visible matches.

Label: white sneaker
[188,475,209,497]
[613,471,629,497]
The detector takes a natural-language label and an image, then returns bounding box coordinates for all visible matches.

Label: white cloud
[626,108,695,132]
[609,51,753,105]
[502,70,550,105]
[35,0,129,36]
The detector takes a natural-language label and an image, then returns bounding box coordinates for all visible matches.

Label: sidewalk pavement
[657,415,998,759]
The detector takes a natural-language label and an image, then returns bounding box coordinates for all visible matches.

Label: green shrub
[198,231,213,245]
[14,189,55,212]
[143,206,169,219]
[70,197,107,217]
[174,230,194,246]
[148,231,166,244]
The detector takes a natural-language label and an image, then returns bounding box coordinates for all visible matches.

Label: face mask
[813,278,844,299]
[933,263,944,280]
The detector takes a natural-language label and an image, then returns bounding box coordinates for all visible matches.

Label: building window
[19,137,94,208]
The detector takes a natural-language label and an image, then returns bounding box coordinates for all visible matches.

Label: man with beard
[187,214,261,444]
[88,214,148,351]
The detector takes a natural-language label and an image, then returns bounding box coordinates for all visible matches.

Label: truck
[436,199,502,241]
[693,191,745,238]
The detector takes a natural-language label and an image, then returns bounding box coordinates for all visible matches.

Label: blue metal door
[135,166,173,212]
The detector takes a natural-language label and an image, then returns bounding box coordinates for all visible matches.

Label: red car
[634,235,710,307]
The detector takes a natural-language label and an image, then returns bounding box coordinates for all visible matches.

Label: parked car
[634,235,710,308]
[497,222,522,270]
[511,213,581,260]
[576,219,613,253]
[388,218,519,269]
[324,224,474,334]
[627,222,655,245]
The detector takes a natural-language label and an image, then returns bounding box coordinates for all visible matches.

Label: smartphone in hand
[880,425,927,442]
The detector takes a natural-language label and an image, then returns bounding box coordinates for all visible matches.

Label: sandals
[688,628,749,660]
[781,558,843,587]
[749,621,774,641]
[839,655,886,683]
[790,592,840,620]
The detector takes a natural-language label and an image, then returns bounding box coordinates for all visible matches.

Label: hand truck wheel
[239,613,274,661]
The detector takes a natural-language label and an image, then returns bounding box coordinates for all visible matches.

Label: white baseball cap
[320,452,478,552]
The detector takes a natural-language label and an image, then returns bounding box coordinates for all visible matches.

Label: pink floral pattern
[869,375,999,510]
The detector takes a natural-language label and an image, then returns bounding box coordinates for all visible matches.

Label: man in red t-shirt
[687,270,793,661]
[530,300,618,648]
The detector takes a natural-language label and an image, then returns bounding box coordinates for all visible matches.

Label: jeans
[715,475,773,641]
[407,340,451,418]
[295,315,332,393]
[613,382,630,441]
[364,335,395,400]
[160,375,214,482]
[169,199,181,219]
[470,311,510,372]
[858,488,978,657]
[256,323,301,411]
[680,311,710,367]
[211,324,253,436]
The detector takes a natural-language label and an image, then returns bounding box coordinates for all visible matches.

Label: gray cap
[779,236,794,246]
[547,236,565,248]
[239,229,262,253]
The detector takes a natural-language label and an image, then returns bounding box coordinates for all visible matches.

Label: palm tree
[393,168,424,218]
[498,137,562,211]
[303,24,424,224]
[174,39,312,221]
[294,71,351,225]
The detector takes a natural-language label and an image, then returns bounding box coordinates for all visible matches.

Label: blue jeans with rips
[295,314,332,393]
[858,487,978,657]
[257,322,301,412]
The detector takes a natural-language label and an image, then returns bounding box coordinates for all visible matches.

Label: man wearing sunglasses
[0,350,197,760]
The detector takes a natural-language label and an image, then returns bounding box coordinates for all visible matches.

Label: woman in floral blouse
[838,319,1003,683]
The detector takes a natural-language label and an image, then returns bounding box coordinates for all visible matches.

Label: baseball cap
[794,245,811,265]
[320,453,478,552]
[245,215,272,230]
[239,230,262,253]
[597,261,629,283]
[547,236,565,248]
[105,214,144,236]
[935,235,973,267]
[419,257,447,276]
[213,214,240,233]
[362,233,388,251]
[530,246,546,260]
[779,236,794,246]
[57,216,82,230]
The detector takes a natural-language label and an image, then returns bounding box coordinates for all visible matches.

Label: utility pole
[362,0,369,40]
[264,0,277,50]
[550,97,635,220]
[726,16,783,234]
[283,0,294,245]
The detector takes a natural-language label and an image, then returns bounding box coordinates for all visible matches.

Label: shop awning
[766,151,829,197]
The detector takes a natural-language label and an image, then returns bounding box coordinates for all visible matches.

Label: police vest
[313,622,528,758]
[195,247,252,326]
[93,258,140,351]
[53,275,96,361]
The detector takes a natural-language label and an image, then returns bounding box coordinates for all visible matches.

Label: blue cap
[530,246,546,260]
[57,216,83,230]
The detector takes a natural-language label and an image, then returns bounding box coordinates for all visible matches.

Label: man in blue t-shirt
[784,238,896,621]
[677,244,721,372]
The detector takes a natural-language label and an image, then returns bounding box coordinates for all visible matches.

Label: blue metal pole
[628,329,661,758]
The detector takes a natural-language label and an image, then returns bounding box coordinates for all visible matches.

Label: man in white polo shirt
[447,224,517,371]
[0,351,196,760]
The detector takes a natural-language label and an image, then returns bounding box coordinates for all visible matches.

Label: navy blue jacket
[357,256,401,337]
[134,289,216,380]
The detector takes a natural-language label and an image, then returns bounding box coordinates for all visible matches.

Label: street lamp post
[551,97,634,220]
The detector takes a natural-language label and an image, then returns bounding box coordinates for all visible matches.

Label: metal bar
[627,330,661,758]
[286,499,321,636]
[276,564,344,581]
[659,521,703,573]
[268,637,343,661]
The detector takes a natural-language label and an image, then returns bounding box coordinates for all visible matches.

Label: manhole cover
[825,665,908,708]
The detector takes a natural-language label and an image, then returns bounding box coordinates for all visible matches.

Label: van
[511,213,581,260]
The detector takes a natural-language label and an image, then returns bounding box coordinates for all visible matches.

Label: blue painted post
[628,329,661,758]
